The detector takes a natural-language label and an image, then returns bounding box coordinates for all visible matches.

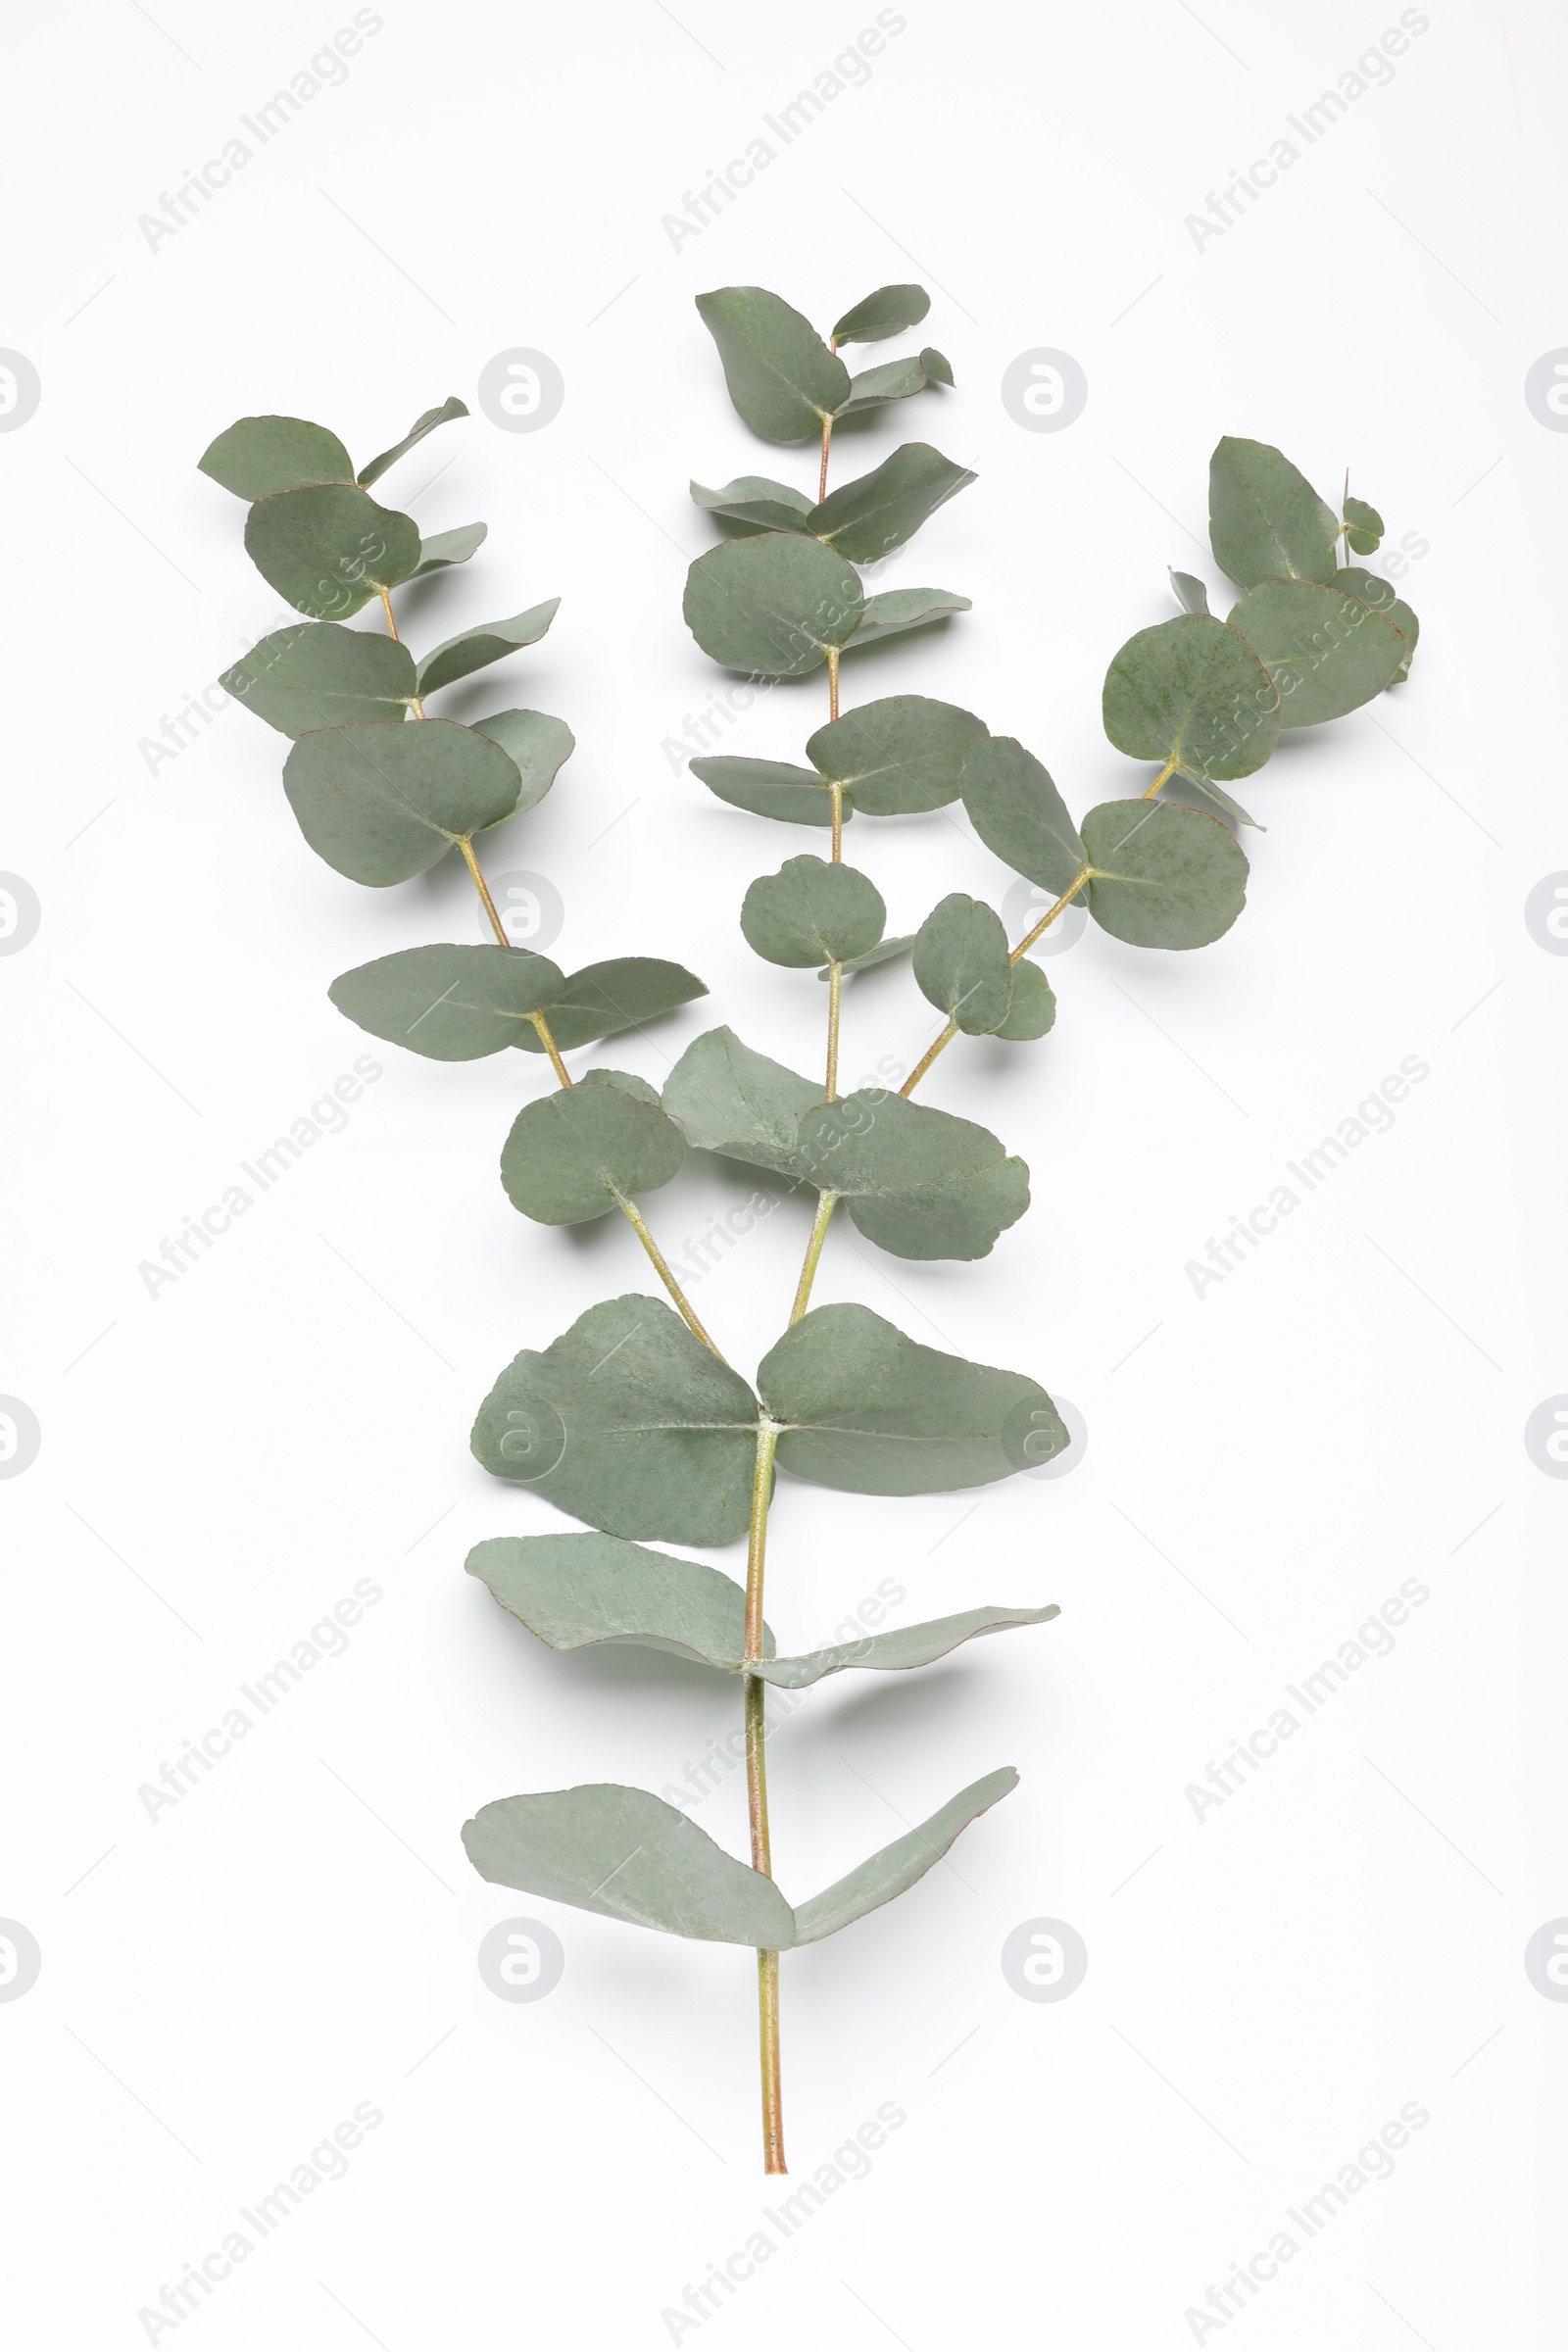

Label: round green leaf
[500,1082,687,1225]
[244,484,420,619]
[913,894,1011,1033]
[1342,495,1384,557]
[1102,614,1280,783]
[469,709,575,810]
[1332,565,1419,683]
[281,718,520,885]
[793,1090,1029,1261]
[220,622,416,738]
[695,286,851,442]
[807,694,988,814]
[683,534,863,677]
[1227,579,1407,727]
[328,943,564,1059]
[690,756,846,828]
[995,957,1056,1041]
[512,957,709,1054]
[198,414,355,500]
[1082,801,1249,950]
[960,734,1086,892]
[1208,435,1338,587]
[740,856,885,968]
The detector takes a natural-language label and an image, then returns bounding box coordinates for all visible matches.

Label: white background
[3,1,1564,2343]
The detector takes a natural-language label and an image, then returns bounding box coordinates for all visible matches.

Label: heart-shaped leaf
[198,414,355,500]
[1342,494,1384,556]
[690,755,845,829]
[282,718,520,885]
[808,443,976,563]
[960,734,1086,893]
[740,856,885,968]
[913,894,1012,1034]
[1082,800,1249,950]
[1208,435,1339,587]
[329,943,564,1058]
[220,622,416,737]
[808,694,987,815]
[793,1090,1029,1261]
[690,476,815,534]
[500,1080,687,1225]
[696,286,851,442]
[831,284,931,346]
[513,958,709,1054]
[357,395,467,488]
[244,484,421,618]
[469,709,575,809]
[662,1027,822,1179]
[416,599,559,695]
[1227,579,1407,726]
[683,534,863,676]
[846,586,971,646]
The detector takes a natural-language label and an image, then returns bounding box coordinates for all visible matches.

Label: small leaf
[357,396,467,488]
[416,599,560,695]
[1082,800,1249,950]
[846,586,971,646]
[695,286,851,443]
[220,622,416,737]
[1169,567,1210,615]
[760,1303,1066,1494]
[469,709,575,810]
[466,1532,767,1668]
[1227,579,1406,727]
[690,755,845,829]
[662,1027,822,1179]
[758,1607,1057,1690]
[198,414,355,500]
[1342,494,1384,556]
[464,1784,795,1947]
[1102,614,1280,783]
[835,348,954,416]
[791,1769,1018,1944]
[581,1067,660,1103]
[808,442,976,563]
[913,894,1012,1034]
[1332,565,1420,683]
[994,958,1056,1041]
[807,693,987,815]
[831,284,931,345]
[514,958,709,1054]
[690,476,814,534]
[329,943,564,1058]
[740,856,885,968]
[818,934,914,978]
[471,1295,760,1544]
[793,1090,1029,1261]
[683,534,863,677]
[282,719,520,885]
[960,734,1086,893]
[1208,435,1339,587]
[243,484,421,619]
[501,1081,687,1226]
[412,520,488,575]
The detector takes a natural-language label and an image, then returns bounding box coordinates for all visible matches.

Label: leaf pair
[329,946,706,1058]
[696,285,951,444]
[220,612,562,737]
[693,692,986,827]
[470,1294,1067,1543]
[464,1769,1017,1950]
[280,711,570,886]
[692,441,973,564]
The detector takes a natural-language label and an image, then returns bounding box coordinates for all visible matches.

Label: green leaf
[464,1784,795,1947]
[500,1081,687,1225]
[1169,567,1210,615]
[913,894,1012,1034]
[1333,565,1420,682]
[470,1295,759,1544]
[994,957,1056,1041]
[791,1769,1018,1944]
[1208,434,1340,587]
[808,442,976,563]
[466,1532,769,1667]
[243,484,421,619]
[416,599,560,695]
[662,1026,822,1179]
[219,622,416,737]
[818,934,915,978]
[807,693,987,815]
[580,1067,661,1103]
[412,520,487,576]
[357,396,467,488]
[198,414,355,500]
[689,755,846,829]
[960,734,1086,893]
[328,943,564,1058]
[760,1303,1066,1493]
[793,1090,1029,1261]
[1081,800,1249,950]
[740,856,885,968]
[469,709,575,810]
[836,349,954,416]
[1342,495,1384,556]
[695,286,851,442]
[690,476,814,534]
[831,284,931,345]
[759,1608,1056,1690]
[684,534,863,677]
[514,958,709,1054]
[1226,579,1407,727]
[281,718,520,885]
[1102,614,1280,783]
[846,587,970,647]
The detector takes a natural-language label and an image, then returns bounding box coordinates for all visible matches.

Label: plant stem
[817,408,833,505]
[461,834,512,947]
[898,1020,956,1099]
[743,1420,785,2174]
[1144,756,1178,799]
[901,866,1095,1100]
[824,959,843,1099]
[378,590,401,641]
[617,1197,727,1360]
[789,1189,838,1325]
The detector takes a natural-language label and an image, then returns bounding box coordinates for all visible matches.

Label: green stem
[743,1420,785,2174]
[789,1190,838,1325]
[1144,756,1178,800]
